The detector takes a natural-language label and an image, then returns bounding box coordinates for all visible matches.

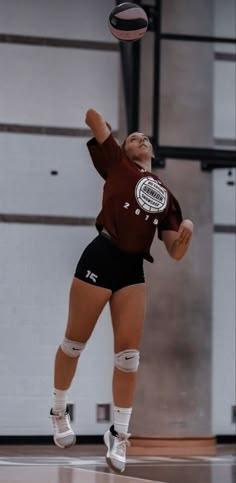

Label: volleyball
[108,2,148,42]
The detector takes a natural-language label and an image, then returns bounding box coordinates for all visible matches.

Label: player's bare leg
[104,283,146,472]
[51,278,111,448]
[111,283,146,407]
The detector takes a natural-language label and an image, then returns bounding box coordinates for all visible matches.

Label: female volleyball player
[50,108,194,473]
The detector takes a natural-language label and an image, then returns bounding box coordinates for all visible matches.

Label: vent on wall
[226,169,235,186]
[96,404,111,422]
[232,405,236,424]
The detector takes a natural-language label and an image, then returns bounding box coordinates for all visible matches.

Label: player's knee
[61,337,86,358]
[114,349,140,372]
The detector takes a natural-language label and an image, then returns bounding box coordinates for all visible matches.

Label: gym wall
[0,0,235,438]
[212,0,235,433]
[129,0,235,437]
[0,0,118,436]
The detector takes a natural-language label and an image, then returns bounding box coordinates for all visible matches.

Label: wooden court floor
[0,444,235,483]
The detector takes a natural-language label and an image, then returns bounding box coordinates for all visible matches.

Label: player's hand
[176,219,194,246]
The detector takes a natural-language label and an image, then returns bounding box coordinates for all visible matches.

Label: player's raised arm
[85,108,111,144]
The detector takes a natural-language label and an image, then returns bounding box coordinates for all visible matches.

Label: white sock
[113,406,132,434]
[52,388,68,413]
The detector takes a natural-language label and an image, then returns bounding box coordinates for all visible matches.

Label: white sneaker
[104,425,131,473]
[50,407,76,448]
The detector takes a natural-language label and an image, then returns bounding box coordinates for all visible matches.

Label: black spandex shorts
[74,233,145,293]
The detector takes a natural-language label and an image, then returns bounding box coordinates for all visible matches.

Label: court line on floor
[0,455,235,464]
[0,454,235,469]
[72,466,166,483]
[0,462,166,483]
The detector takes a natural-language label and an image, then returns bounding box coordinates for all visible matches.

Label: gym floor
[0,444,235,483]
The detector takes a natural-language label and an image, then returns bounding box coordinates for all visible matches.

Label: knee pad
[115,349,140,372]
[61,337,85,358]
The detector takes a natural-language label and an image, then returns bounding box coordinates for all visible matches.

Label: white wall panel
[214,0,236,37]
[162,0,213,36]
[0,0,116,43]
[0,133,104,216]
[0,44,119,128]
[213,61,236,139]
[213,169,236,225]
[212,233,236,434]
[212,167,236,435]
[0,224,113,435]
[214,0,236,53]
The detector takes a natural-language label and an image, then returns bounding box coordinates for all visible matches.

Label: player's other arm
[162,219,194,261]
[85,108,111,144]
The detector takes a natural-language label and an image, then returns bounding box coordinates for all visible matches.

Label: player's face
[124,132,153,161]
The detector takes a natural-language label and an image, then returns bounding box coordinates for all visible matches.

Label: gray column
[129,0,214,435]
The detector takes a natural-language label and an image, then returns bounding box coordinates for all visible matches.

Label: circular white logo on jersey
[135,177,168,213]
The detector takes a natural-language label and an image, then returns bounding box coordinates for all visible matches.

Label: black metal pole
[120,42,132,131]
[160,33,236,43]
[152,145,236,170]
[117,0,141,134]
[152,0,162,147]
[119,40,141,134]
[130,39,141,133]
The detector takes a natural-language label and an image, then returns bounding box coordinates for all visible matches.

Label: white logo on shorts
[85,270,98,283]
[135,177,168,213]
